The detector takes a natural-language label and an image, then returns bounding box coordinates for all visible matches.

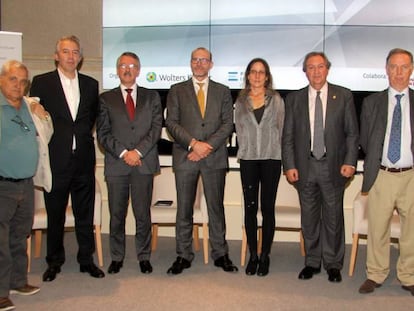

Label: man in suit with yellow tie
[166,47,237,274]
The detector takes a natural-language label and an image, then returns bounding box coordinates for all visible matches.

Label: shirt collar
[192,77,209,88]
[308,82,328,97]
[389,87,408,99]
[120,84,137,94]
[57,68,78,83]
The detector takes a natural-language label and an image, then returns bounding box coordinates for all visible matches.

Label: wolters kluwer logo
[146,72,157,82]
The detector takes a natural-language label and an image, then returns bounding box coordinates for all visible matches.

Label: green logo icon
[146,72,157,82]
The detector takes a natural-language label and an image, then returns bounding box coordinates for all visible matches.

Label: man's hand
[285,169,299,183]
[191,140,213,159]
[123,150,142,166]
[30,101,50,121]
[187,151,202,162]
[340,165,355,178]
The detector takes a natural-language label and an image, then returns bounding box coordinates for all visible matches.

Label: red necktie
[125,88,135,121]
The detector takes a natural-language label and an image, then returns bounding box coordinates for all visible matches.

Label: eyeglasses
[11,115,30,132]
[118,63,138,70]
[191,58,211,65]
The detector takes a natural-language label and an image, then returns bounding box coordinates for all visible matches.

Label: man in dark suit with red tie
[30,35,104,282]
[97,52,162,274]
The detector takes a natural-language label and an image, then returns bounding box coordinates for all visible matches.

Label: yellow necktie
[197,83,205,118]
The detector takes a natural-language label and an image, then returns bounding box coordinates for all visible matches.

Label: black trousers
[44,154,95,267]
[240,159,281,257]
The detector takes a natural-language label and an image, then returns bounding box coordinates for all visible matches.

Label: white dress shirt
[57,68,80,150]
[382,87,413,168]
[308,83,328,153]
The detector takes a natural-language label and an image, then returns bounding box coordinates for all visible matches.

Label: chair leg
[299,230,306,256]
[202,223,209,264]
[34,230,42,258]
[193,224,200,251]
[348,233,359,276]
[241,227,247,266]
[27,235,31,273]
[94,225,104,267]
[151,224,159,251]
[257,228,263,256]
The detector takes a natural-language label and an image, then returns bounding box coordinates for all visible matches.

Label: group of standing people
[1,35,414,311]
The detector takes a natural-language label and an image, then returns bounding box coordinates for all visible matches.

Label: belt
[380,165,413,173]
[0,176,28,182]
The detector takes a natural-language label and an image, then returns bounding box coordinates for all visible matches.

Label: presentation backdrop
[103,0,414,91]
[0,31,22,66]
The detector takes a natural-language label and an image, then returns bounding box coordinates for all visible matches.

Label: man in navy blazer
[359,48,414,295]
[282,52,359,283]
[97,52,162,274]
[165,47,237,274]
[30,35,104,282]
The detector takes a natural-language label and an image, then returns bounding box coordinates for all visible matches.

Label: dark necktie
[125,88,135,121]
[387,94,404,164]
[312,91,325,159]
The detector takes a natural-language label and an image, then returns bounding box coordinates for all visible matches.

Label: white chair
[348,192,401,276]
[150,167,209,264]
[27,180,104,272]
[240,177,305,266]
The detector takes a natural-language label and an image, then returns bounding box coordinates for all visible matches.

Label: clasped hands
[123,150,142,166]
[187,140,213,162]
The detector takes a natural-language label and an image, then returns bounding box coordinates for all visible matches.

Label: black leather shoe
[257,255,270,277]
[42,266,61,282]
[245,256,258,276]
[214,254,238,273]
[80,263,105,278]
[167,257,191,275]
[298,266,321,280]
[327,268,342,283]
[107,261,123,274]
[139,260,153,274]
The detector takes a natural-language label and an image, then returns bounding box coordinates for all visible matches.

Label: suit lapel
[299,87,311,145]
[53,70,73,121]
[409,89,414,155]
[185,80,203,118]
[325,84,337,132]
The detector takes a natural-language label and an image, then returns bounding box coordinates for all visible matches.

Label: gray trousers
[298,158,345,270]
[106,172,153,262]
[0,179,34,296]
[174,168,229,262]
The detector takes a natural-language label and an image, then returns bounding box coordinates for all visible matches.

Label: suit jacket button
[201,123,205,127]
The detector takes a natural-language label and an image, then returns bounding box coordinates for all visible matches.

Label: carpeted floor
[15,233,410,311]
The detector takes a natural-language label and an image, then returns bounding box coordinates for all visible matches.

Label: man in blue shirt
[0,60,50,311]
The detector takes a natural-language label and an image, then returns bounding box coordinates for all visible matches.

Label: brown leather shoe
[0,297,15,311]
[402,285,414,296]
[359,279,381,294]
[10,284,40,296]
